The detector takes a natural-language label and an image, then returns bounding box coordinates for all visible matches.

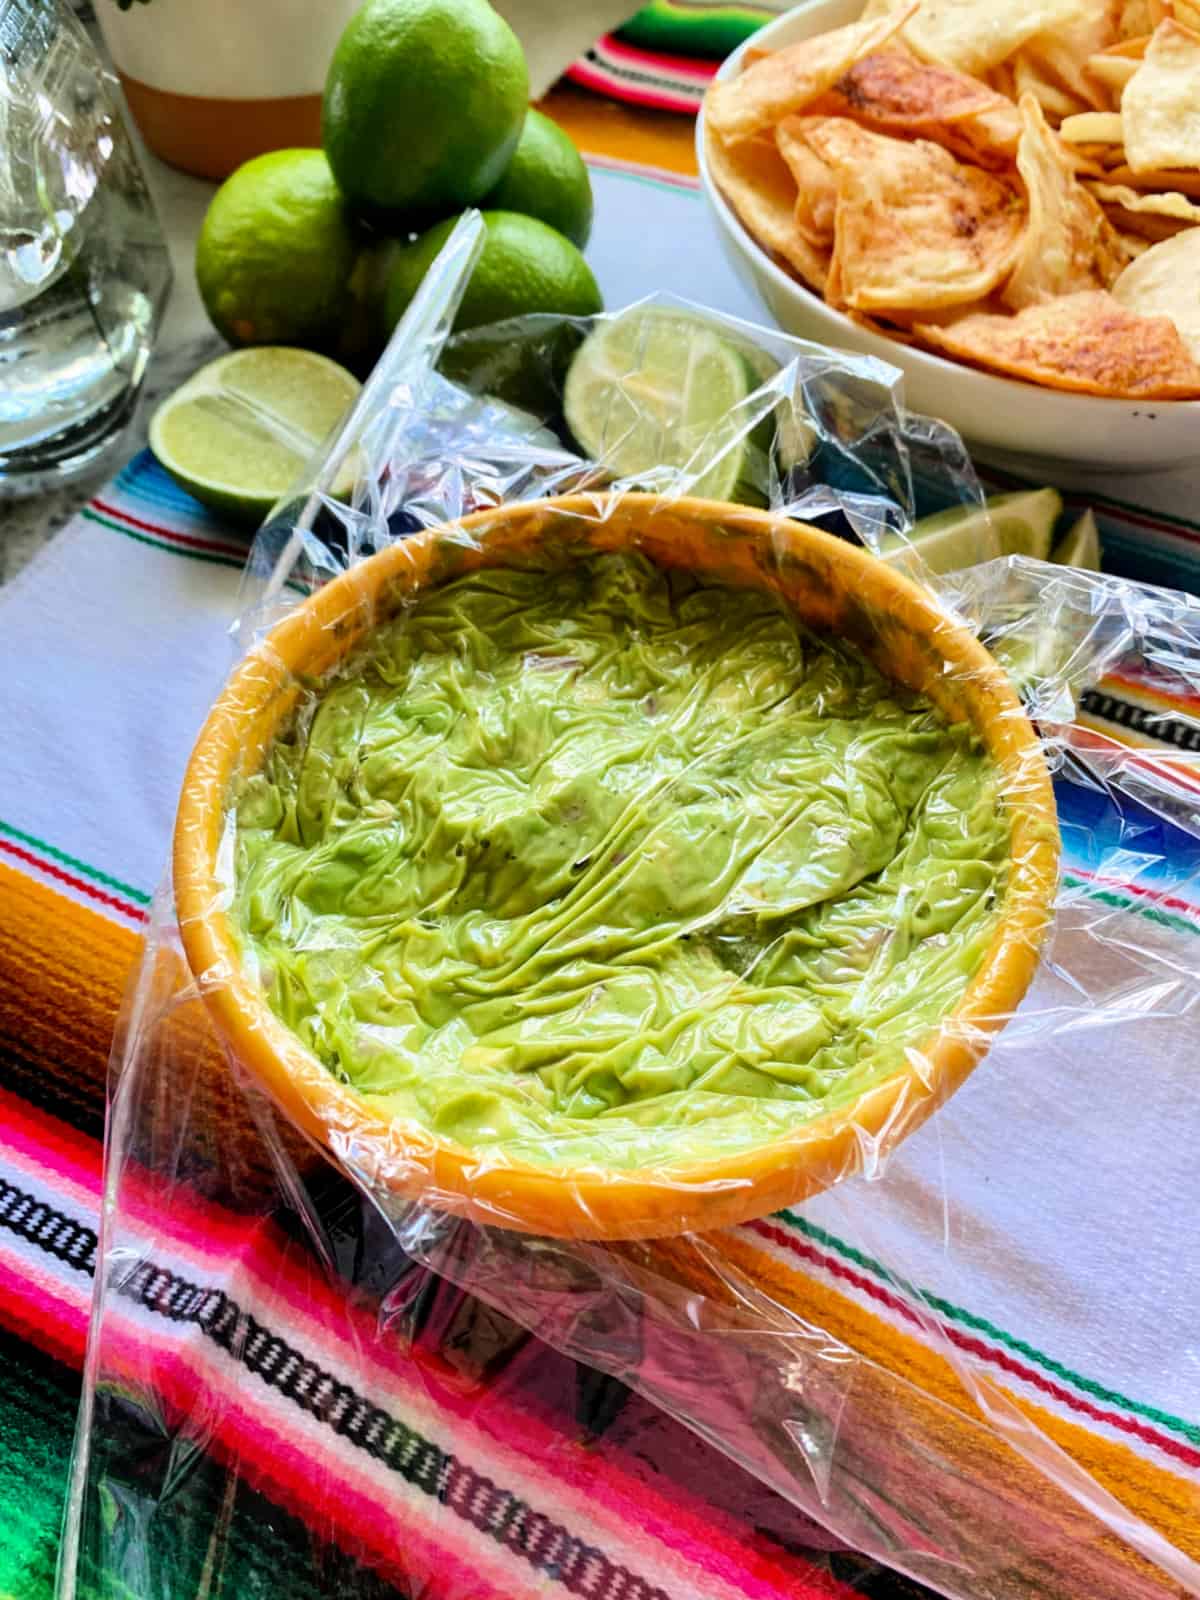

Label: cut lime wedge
[149,347,361,525]
[1051,509,1101,571]
[563,306,764,503]
[881,487,1063,577]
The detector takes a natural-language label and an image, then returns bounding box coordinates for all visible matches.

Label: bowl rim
[173,492,1060,1241]
[696,0,1200,418]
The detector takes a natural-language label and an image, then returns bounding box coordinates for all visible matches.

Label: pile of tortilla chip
[704,0,1200,398]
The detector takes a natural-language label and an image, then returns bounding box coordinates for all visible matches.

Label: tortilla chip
[704,9,914,143]
[1067,147,1123,174]
[775,116,838,246]
[1123,21,1200,172]
[1107,208,1194,240]
[900,0,1103,77]
[1105,162,1200,194]
[1059,111,1125,144]
[1063,141,1124,170]
[1118,230,1153,253]
[1012,46,1092,120]
[914,290,1200,395]
[989,60,1019,99]
[1088,179,1200,222]
[813,47,1022,162]
[1118,0,1158,32]
[1112,225,1200,358]
[1110,31,1154,51]
[1021,5,1121,110]
[1089,178,1200,228]
[1169,0,1200,28]
[1004,95,1130,308]
[1021,40,1109,111]
[1085,49,1142,94]
[705,125,830,291]
[804,119,1024,311]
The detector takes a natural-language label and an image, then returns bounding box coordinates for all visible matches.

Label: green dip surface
[232,552,1010,1170]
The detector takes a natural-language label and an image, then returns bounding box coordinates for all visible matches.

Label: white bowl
[697,0,1200,472]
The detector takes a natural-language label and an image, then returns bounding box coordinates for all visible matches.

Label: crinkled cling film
[63,217,1200,1600]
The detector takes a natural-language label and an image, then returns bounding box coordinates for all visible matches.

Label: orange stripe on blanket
[539,83,700,176]
[0,859,140,1096]
[0,861,314,1199]
[700,1232,1199,1576]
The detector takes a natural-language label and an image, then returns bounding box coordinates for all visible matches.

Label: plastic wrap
[62,215,1200,1600]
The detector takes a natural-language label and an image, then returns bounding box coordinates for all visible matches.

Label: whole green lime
[195,149,356,347]
[483,110,594,248]
[322,0,529,217]
[383,210,602,335]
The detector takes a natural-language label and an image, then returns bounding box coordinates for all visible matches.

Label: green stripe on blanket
[616,0,777,59]
[0,1328,412,1600]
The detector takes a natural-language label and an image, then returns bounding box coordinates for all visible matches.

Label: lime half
[563,307,764,503]
[1051,509,1101,571]
[882,487,1063,577]
[149,347,361,525]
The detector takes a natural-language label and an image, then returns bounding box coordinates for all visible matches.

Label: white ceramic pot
[97,0,639,181]
[96,0,358,178]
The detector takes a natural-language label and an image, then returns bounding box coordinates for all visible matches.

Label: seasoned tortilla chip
[943,104,1028,167]
[900,0,1103,77]
[813,48,1022,162]
[775,117,838,246]
[1005,95,1130,308]
[914,290,1200,395]
[804,119,1024,311]
[817,47,1010,127]
[1123,21,1200,172]
[705,125,830,291]
[1112,225,1200,358]
[704,9,913,143]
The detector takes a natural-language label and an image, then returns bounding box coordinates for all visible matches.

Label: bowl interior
[174,494,1059,1239]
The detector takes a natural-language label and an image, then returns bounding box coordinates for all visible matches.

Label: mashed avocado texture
[232,553,1009,1169]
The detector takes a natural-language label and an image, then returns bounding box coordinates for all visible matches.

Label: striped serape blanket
[4,48,1200,1600]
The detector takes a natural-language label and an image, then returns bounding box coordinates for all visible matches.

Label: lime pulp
[148,347,360,525]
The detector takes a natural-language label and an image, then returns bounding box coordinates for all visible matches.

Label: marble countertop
[0,140,223,587]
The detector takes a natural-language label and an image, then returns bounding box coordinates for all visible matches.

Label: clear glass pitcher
[0,0,172,494]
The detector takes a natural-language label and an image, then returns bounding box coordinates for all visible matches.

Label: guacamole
[232,552,1010,1169]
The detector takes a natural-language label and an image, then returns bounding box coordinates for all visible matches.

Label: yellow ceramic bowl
[174,493,1059,1240]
